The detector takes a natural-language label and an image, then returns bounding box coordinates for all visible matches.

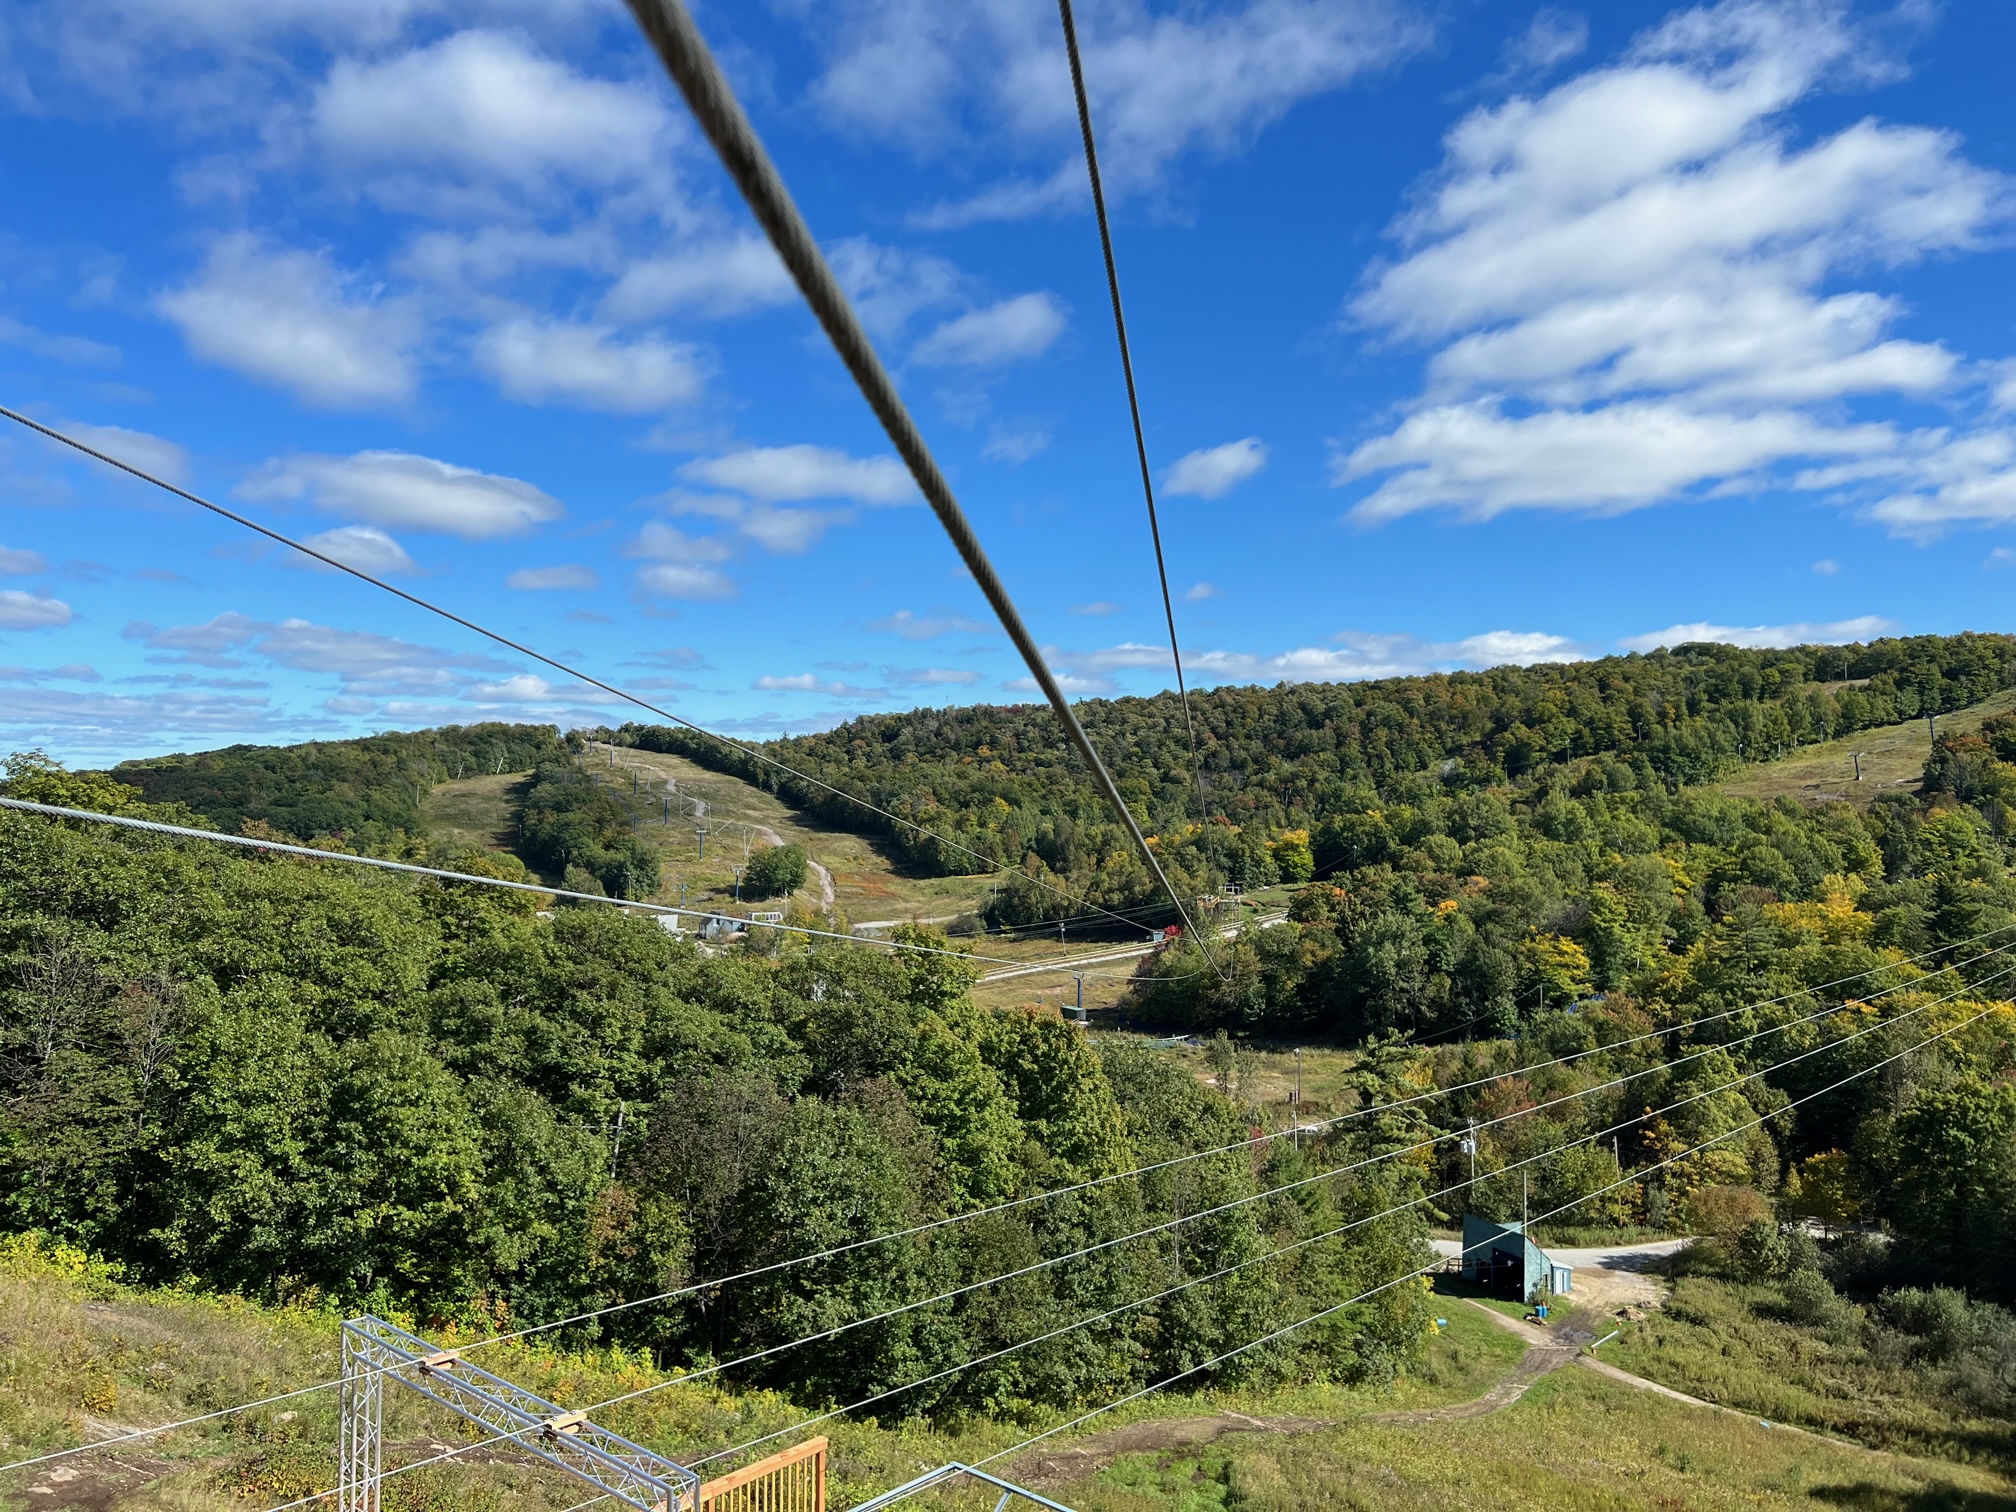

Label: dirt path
[1009,1411,1332,1488]
[1371,1340,1579,1423]
[748,820,835,908]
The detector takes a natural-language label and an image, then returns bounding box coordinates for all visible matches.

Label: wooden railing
[699,1436,826,1512]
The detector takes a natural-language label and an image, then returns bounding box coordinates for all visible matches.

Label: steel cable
[0,406,1166,941]
[615,0,1226,983]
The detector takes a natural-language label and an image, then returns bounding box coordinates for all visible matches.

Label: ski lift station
[1460,1214,1573,1302]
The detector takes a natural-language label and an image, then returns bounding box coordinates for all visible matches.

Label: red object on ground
[1163,924,1182,939]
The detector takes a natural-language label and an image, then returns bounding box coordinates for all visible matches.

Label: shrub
[1780,1267,1844,1327]
[1737,1219,1794,1279]
[1683,1184,1772,1238]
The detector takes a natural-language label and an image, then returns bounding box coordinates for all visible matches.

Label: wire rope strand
[289,960,2014,1512]
[297,946,2016,1497]
[687,957,2015,1472]
[614,0,1227,983]
[0,1377,344,1478]
[1055,0,1212,836]
[3,798,2002,1484]
[0,406,1161,941]
[966,992,2014,1481]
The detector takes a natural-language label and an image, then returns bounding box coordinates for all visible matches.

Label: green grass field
[1716,689,2016,809]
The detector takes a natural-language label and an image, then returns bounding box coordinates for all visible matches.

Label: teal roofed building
[1461,1213,1570,1303]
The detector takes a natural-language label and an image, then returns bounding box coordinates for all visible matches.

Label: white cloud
[601,237,794,322]
[888,666,981,686]
[297,524,417,575]
[1341,400,1890,522]
[0,589,72,629]
[124,611,508,693]
[1338,1,2009,525]
[1188,628,1585,684]
[1813,558,1839,575]
[1185,581,1220,601]
[1165,437,1268,499]
[628,521,736,601]
[1054,642,1172,675]
[0,546,50,575]
[738,508,846,555]
[465,672,618,704]
[0,315,119,369]
[1855,430,2016,538]
[507,564,600,591]
[678,445,916,505]
[807,0,1430,220]
[913,293,1066,368]
[1987,548,2016,570]
[829,237,965,338]
[56,421,191,485]
[476,318,705,412]
[983,425,1051,465]
[866,608,993,640]
[1070,602,1121,617]
[157,234,420,408]
[1619,615,1898,652]
[240,451,563,539]
[1005,672,1117,696]
[312,30,681,217]
[1496,7,1588,79]
[754,672,888,698]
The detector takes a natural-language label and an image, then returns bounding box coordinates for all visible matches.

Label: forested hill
[111,723,564,846]
[613,634,2016,903]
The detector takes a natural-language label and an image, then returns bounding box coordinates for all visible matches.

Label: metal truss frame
[338,1315,701,1512]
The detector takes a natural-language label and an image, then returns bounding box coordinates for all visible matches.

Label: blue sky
[3,0,2015,766]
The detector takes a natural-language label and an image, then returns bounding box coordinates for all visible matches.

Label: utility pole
[1853,751,1863,781]
[1522,1169,1529,1232]
[1462,1117,1478,1202]
[610,1101,626,1179]
[734,867,744,902]
[1072,973,1084,1022]
[696,827,706,861]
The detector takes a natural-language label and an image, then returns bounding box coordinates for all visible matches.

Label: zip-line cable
[1055,0,1212,841]
[688,957,2016,1473]
[6,902,2004,1483]
[0,407,1168,943]
[614,0,1227,984]
[259,948,2016,1508]
[0,799,1195,982]
[963,994,2013,1483]
[273,961,2016,1511]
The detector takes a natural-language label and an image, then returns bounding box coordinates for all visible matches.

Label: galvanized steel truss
[338,1315,702,1512]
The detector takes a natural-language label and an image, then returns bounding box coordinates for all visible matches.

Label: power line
[283,959,2016,1510]
[263,947,2016,1507]
[615,0,1226,985]
[0,798,1198,983]
[4,870,2000,1484]
[964,993,2012,1484]
[689,958,2010,1472]
[0,408,1164,942]
[1055,0,1211,838]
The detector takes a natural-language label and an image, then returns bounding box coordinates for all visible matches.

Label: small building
[1461,1213,1569,1303]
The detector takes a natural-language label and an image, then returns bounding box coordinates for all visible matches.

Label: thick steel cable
[615,0,1226,983]
[279,947,2016,1503]
[0,798,1187,982]
[1055,0,1212,838]
[968,992,2015,1480]
[689,958,2013,1472]
[6,883,2002,1483]
[304,961,2016,1511]
[0,406,1158,940]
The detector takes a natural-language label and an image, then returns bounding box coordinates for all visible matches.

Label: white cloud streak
[1618,614,1898,652]
[1164,437,1268,499]
[240,451,563,539]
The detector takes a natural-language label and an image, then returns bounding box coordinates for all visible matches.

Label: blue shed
[1460,1214,1560,1304]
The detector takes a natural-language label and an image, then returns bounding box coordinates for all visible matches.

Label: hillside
[10,1234,2015,1512]
[607,633,2016,924]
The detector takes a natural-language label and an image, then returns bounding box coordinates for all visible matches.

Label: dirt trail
[1371,1341,1578,1423]
[1010,1411,1332,1488]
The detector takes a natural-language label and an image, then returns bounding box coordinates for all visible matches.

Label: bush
[1781,1267,1845,1327]
[1683,1184,1772,1238]
[744,843,809,899]
[1737,1219,1794,1279]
